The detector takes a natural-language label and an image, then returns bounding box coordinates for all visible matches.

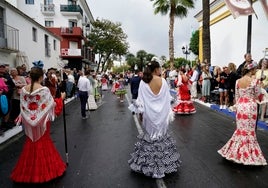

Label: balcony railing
[41,3,55,15]
[0,23,19,51]
[60,5,83,18]
[60,27,83,37]
[61,48,81,57]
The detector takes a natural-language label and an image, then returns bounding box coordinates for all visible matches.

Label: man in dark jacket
[236,53,253,78]
[130,70,141,102]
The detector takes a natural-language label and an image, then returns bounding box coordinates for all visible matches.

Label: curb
[195,99,268,131]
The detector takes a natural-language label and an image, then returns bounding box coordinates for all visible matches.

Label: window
[44,0,53,5]
[45,35,51,57]
[45,21,54,27]
[53,39,56,51]
[0,7,4,38]
[68,20,77,28]
[25,0,34,4]
[32,27,37,42]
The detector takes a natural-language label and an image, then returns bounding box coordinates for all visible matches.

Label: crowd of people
[1,52,268,183]
[127,54,268,178]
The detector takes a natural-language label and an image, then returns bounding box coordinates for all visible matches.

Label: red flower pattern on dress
[30,114,37,120]
[28,102,38,111]
[243,152,249,158]
[218,79,267,165]
[36,95,41,100]
[41,103,47,110]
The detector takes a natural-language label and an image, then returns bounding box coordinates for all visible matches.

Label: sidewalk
[194,97,268,131]
[0,97,76,145]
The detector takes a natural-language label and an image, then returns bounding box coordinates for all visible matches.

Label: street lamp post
[182,45,191,61]
[182,45,191,67]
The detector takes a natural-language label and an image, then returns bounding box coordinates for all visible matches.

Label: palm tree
[150,0,194,69]
[202,0,211,65]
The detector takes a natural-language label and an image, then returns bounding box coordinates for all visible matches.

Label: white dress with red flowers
[218,79,267,165]
[11,87,66,183]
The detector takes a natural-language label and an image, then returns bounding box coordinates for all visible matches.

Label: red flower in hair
[28,102,38,110]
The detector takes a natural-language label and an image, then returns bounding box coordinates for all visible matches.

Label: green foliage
[125,53,138,70]
[87,19,129,72]
[190,30,199,56]
[112,64,130,74]
[174,57,191,69]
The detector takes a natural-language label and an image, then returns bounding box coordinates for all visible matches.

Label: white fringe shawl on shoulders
[129,78,174,140]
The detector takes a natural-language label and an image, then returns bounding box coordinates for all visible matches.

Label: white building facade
[0,1,61,70]
[195,0,268,68]
[6,0,95,70]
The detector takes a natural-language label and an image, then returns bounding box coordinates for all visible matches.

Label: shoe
[82,116,88,119]
[220,105,223,109]
[223,105,227,109]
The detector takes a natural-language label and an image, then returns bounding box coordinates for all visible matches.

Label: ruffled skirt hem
[128,133,181,178]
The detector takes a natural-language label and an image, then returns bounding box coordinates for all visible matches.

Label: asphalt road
[1,89,268,188]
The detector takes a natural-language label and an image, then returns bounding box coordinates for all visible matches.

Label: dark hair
[30,67,43,93]
[142,60,160,83]
[85,70,91,76]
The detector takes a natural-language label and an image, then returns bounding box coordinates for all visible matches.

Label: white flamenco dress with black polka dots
[128,78,181,178]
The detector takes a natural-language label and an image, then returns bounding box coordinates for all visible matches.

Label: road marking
[125,94,167,188]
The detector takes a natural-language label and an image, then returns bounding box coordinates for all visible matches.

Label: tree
[136,50,148,71]
[125,53,138,70]
[189,30,199,56]
[88,19,129,72]
[150,0,194,69]
[202,0,211,64]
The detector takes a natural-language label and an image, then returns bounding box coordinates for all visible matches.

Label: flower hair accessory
[246,61,257,70]
[146,62,152,68]
[32,60,44,69]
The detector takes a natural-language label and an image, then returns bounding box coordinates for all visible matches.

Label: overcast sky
[87,0,202,60]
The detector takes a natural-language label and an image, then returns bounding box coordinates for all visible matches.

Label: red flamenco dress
[11,87,66,183]
[173,74,196,114]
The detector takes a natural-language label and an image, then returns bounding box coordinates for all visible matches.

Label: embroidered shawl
[17,87,56,142]
[129,78,174,140]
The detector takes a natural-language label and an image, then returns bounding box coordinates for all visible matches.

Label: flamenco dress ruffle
[173,101,196,114]
[218,95,267,166]
[115,88,127,95]
[10,123,66,183]
[173,84,196,114]
[128,133,181,178]
[217,128,267,166]
[11,98,66,183]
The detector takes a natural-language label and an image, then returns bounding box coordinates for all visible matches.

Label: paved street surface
[1,89,268,188]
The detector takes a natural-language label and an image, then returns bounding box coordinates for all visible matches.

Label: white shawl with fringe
[17,87,55,142]
[129,78,174,140]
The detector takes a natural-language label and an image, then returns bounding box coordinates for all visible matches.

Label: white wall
[0,1,61,70]
[210,1,268,68]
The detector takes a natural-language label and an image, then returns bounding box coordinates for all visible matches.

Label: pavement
[2,87,268,187]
